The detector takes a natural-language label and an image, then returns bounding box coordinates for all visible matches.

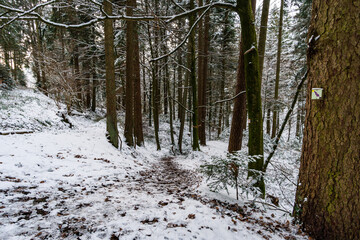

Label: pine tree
[294,0,360,238]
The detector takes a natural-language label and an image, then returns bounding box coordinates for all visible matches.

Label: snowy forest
[0,0,359,239]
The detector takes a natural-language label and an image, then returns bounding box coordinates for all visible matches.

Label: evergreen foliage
[0,63,14,89]
[200,152,263,200]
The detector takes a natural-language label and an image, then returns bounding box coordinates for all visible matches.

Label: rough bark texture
[104,0,119,148]
[228,41,246,152]
[125,0,144,147]
[236,0,265,195]
[228,1,255,152]
[295,0,360,239]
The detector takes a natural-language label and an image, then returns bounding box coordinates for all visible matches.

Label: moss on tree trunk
[104,0,119,148]
[295,0,360,239]
[236,0,265,195]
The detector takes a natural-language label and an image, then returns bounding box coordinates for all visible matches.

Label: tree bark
[189,0,200,151]
[236,0,265,195]
[125,0,144,147]
[228,0,255,152]
[104,0,119,148]
[294,0,360,239]
[124,0,135,146]
[228,40,246,152]
[197,0,209,146]
[133,18,144,146]
[257,0,270,81]
[271,0,284,139]
[146,2,161,150]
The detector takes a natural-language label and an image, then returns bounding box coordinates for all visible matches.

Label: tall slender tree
[189,0,200,151]
[235,0,265,195]
[271,0,284,138]
[124,0,135,146]
[104,0,119,148]
[258,0,271,81]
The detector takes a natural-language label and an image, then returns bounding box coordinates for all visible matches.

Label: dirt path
[131,156,305,240]
[136,156,201,196]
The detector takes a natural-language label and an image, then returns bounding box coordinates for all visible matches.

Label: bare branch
[169,95,194,114]
[214,91,246,104]
[0,1,236,30]
[151,4,213,62]
[262,70,308,172]
[165,2,237,23]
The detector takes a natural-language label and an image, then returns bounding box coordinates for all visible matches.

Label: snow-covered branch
[151,4,213,62]
[0,1,236,29]
[0,0,56,29]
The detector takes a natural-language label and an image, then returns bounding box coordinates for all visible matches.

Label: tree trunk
[124,0,135,146]
[178,51,190,153]
[228,0,255,152]
[167,77,175,146]
[177,49,183,120]
[236,0,265,195]
[228,40,246,152]
[294,1,360,239]
[218,67,225,137]
[133,20,144,146]
[271,0,284,139]
[74,44,82,107]
[197,0,209,146]
[125,0,144,147]
[91,57,98,112]
[257,0,270,81]
[146,8,161,150]
[104,0,119,148]
[189,0,200,151]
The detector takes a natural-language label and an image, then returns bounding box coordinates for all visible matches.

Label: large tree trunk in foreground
[294,0,360,239]
[104,0,119,148]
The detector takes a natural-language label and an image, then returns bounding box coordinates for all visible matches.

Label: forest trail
[0,129,306,240]
[136,156,201,197]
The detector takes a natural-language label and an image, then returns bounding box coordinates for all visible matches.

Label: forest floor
[0,89,308,239]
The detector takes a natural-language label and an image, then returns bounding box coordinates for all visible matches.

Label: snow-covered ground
[0,89,307,239]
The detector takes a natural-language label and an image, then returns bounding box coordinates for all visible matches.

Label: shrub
[200,151,263,200]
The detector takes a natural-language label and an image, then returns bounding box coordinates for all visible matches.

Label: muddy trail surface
[136,156,201,196]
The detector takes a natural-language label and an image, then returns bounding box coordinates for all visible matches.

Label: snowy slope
[0,89,307,239]
[0,89,70,132]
